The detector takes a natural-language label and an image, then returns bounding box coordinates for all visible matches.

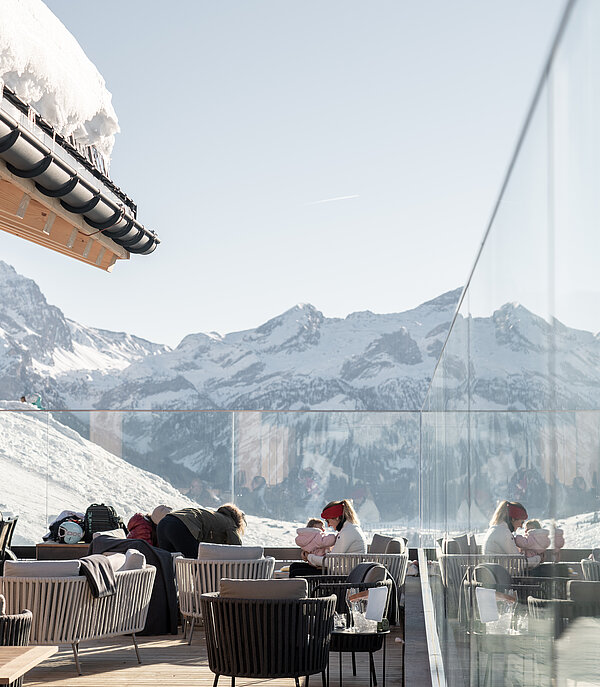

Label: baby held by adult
[514,518,565,560]
[295,518,337,557]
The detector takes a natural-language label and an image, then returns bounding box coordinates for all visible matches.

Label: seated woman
[289,499,367,578]
[483,500,540,567]
[156,503,246,558]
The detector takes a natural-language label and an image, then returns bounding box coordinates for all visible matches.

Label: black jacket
[90,535,178,635]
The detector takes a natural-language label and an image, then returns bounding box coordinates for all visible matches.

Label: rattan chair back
[201,592,335,682]
[0,609,32,687]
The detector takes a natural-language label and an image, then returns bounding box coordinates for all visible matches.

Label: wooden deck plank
[25,628,404,686]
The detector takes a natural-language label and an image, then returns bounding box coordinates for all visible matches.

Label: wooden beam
[0,160,129,271]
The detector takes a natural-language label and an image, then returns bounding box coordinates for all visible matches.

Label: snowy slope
[0,400,301,547]
[0,0,119,160]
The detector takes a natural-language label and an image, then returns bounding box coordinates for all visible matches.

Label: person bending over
[157,503,246,558]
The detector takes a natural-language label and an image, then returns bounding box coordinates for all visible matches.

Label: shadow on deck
[26,626,405,686]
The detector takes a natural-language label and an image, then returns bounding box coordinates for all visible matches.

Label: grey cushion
[363,564,387,583]
[103,552,127,572]
[198,543,263,560]
[103,550,146,571]
[454,535,469,554]
[442,535,470,555]
[442,539,461,554]
[370,534,392,554]
[568,580,600,603]
[4,559,81,577]
[385,539,404,554]
[219,578,308,599]
[92,529,126,540]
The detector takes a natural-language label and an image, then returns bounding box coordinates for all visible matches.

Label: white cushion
[103,552,127,572]
[92,529,126,540]
[121,549,146,570]
[3,559,81,577]
[197,543,263,560]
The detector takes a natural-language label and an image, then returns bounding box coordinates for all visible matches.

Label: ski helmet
[58,520,84,544]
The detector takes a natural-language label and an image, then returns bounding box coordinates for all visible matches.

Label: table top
[0,646,58,684]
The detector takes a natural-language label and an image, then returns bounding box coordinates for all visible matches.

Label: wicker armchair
[175,556,276,644]
[581,559,600,581]
[201,590,335,687]
[322,552,408,592]
[0,609,32,687]
[0,567,155,674]
[437,553,528,617]
[0,517,18,574]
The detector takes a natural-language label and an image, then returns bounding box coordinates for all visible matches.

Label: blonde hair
[489,500,527,531]
[217,503,246,535]
[307,518,324,529]
[525,519,541,530]
[322,499,360,527]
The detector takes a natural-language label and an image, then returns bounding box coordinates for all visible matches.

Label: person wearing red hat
[482,500,541,566]
[289,499,367,578]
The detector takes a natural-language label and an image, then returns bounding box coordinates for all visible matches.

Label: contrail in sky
[307,194,360,205]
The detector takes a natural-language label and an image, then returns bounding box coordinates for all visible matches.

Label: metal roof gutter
[0,87,159,256]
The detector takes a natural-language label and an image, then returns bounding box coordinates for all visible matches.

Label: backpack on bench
[83,503,128,543]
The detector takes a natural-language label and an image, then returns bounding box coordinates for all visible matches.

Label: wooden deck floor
[25,627,405,687]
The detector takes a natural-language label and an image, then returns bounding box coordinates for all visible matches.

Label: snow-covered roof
[0,0,118,162]
[0,0,159,268]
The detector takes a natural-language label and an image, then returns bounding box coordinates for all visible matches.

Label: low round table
[329,628,390,687]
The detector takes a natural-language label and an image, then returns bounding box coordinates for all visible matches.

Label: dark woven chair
[201,591,336,687]
[0,517,18,574]
[0,608,33,687]
[528,597,574,639]
[567,580,600,617]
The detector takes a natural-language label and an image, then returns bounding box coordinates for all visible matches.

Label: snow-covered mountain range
[1,260,599,528]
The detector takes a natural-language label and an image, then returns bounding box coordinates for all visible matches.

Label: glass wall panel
[421,2,600,685]
[2,408,420,547]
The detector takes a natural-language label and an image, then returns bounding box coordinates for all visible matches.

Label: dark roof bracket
[84,207,125,231]
[7,154,52,178]
[0,128,20,153]
[35,175,79,198]
[60,194,101,214]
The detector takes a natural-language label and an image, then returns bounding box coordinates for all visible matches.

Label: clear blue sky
[1,1,567,347]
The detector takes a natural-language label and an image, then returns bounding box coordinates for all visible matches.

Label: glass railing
[0,408,420,547]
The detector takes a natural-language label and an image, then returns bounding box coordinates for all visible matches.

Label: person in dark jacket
[127,505,172,547]
[156,503,246,558]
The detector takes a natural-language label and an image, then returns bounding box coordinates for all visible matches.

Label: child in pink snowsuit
[295,518,337,557]
[514,519,565,559]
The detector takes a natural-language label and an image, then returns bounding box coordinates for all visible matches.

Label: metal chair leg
[71,642,82,675]
[212,674,219,687]
[188,618,195,645]
[322,669,327,687]
[295,678,300,687]
[370,651,377,686]
[131,633,141,663]
[352,651,357,675]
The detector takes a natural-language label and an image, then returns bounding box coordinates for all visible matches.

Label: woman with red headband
[289,499,367,577]
[482,500,541,566]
